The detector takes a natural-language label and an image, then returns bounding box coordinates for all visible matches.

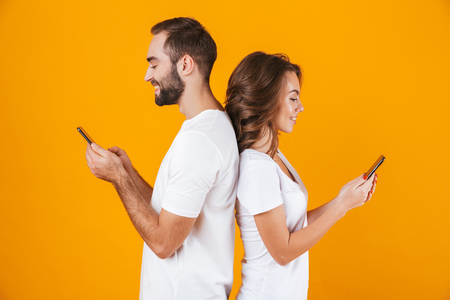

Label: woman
[225,52,377,299]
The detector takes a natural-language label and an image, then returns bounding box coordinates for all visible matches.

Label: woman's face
[273,71,304,133]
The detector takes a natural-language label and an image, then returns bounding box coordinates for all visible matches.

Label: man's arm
[114,168,195,258]
[127,167,153,205]
[108,146,153,205]
[86,143,195,259]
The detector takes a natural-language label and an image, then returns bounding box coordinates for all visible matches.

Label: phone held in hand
[363,155,385,180]
[77,126,95,145]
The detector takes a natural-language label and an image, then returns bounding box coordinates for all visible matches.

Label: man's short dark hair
[151,17,217,82]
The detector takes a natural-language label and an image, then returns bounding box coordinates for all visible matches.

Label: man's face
[145,33,185,106]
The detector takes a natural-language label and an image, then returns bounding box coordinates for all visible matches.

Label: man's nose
[145,67,153,82]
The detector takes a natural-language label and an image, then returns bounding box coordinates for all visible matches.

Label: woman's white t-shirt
[236,149,309,300]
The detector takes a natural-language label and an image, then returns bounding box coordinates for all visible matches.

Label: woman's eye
[290,98,297,101]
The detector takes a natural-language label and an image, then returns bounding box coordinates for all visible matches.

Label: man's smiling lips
[153,84,160,95]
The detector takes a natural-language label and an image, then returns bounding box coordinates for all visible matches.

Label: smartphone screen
[77,126,95,145]
[364,155,385,180]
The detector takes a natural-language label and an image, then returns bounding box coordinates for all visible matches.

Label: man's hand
[86,143,124,184]
[108,146,133,174]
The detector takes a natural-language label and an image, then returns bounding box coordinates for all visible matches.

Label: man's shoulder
[179,110,237,149]
[182,110,232,134]
[172,110,237,167]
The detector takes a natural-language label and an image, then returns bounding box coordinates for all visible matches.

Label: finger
[86,149,93,165]
[86,144,101,165]
[90,143,108,158]
[365,191,372,202]
[354,174,367,189]
[108,146,123,156]
[361,172,376,190]
[86,143,93,160]
[371,174,378,194]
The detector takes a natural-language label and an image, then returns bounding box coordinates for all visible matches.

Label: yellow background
[1,0,449,299]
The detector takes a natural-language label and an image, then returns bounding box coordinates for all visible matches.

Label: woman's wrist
[332,195,348,219]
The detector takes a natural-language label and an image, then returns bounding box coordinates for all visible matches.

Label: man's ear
[178,55,195,76]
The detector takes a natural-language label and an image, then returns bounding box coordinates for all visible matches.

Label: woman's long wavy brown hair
[225,52,301,158]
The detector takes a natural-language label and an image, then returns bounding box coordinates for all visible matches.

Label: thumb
[90,143,108,157]
[108,146,124,156]
[108,146,119,153]
[353,174,367,189]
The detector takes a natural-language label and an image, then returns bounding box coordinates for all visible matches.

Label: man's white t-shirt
[140,110,239,300]
[236,149,309,300]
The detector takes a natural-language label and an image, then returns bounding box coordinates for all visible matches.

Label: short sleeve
[161,132,221,218]
[237,160,283,215]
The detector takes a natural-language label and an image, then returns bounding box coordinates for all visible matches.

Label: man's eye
[151,65,157,69]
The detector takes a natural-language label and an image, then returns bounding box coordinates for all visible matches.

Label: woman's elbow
[273,254,291,267]
[148,242,175,260]
[273,250,307,266]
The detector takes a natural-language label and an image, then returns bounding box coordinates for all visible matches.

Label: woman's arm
[307,197,339,224]
[254,174,377,266]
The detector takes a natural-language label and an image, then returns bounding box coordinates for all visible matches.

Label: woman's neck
[250,128,273,154]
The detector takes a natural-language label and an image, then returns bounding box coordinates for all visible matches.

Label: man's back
[140,110,239,299]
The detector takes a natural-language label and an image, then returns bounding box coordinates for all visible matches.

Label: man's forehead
[147,33,168,60]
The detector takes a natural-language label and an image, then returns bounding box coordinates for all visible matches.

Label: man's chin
[155,96,178,107]
[155,99,178,106]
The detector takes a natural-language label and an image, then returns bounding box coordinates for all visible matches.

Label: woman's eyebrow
[290,89,300,95]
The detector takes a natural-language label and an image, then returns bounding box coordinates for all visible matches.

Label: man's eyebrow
[290,89,300,95]
[146,56,159,63]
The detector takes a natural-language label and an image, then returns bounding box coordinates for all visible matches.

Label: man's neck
[178,82,224,120]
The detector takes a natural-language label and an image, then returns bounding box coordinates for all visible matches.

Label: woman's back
[236,149,309,299]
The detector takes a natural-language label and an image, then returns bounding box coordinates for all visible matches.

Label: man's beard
[153,64,186,107]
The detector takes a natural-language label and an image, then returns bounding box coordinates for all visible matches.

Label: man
[85,17,239,299]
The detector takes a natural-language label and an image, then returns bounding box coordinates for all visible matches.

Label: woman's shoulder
[240,149,277,173]
[240,149,274,163]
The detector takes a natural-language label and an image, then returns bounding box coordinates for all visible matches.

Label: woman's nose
[296,101,304,113]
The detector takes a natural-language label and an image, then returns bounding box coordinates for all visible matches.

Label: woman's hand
[336,173,377,213]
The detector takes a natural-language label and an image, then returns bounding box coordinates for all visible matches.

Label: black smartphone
[363,155,385,180]
[77,126,95,145]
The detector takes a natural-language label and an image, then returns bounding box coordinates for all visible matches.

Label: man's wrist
[113,167,132,188]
